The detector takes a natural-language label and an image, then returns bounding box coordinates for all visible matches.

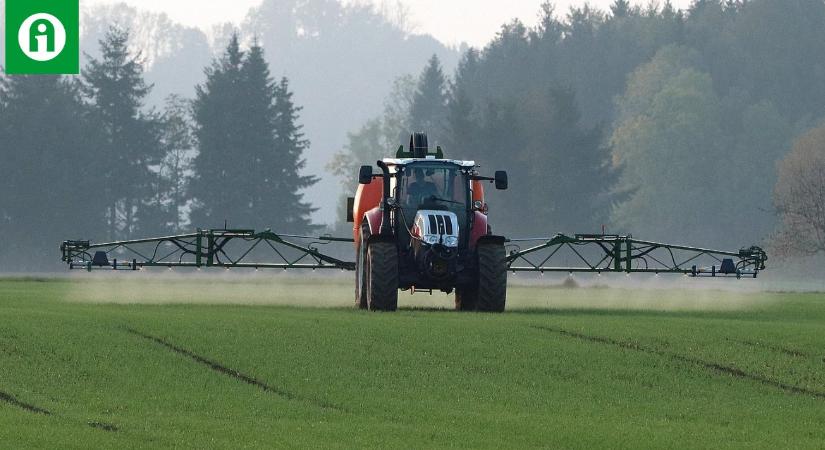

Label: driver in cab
[406,168,439,205]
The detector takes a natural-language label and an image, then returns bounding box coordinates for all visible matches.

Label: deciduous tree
[773,124,825,257]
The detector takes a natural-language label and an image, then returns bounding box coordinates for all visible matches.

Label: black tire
[355,244,368,309]
[354,227,369,309]
[476,243,507,312]
[367,241,399,311]
[454,286,478,311]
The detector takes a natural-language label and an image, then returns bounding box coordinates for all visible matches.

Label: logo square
[4,0,79,74]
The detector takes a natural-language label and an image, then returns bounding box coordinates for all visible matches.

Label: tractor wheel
[354,227,369,309]
[454,286,478,311]
[355,243,368,309]
[366,241,398,311]
[476,243,507,312]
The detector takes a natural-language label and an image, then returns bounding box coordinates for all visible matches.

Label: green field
[1,276,824,448]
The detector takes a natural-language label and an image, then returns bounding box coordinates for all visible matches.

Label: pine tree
[523,88,611,234]
[190,33,246,228]
[444,86,476,158]
[191,34,317,232]
[610,0,632,17]
[409,54,448,144]
[270,77,319,231]
[82,26,162,239]
[0,75,106,270]
[444,51,480,158]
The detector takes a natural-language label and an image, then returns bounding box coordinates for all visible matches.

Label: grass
[1,276,824,448]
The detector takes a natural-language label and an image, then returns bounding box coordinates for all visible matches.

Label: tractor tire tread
[476,243,507,312]
[355,226,369,309]
[367,242,398,311]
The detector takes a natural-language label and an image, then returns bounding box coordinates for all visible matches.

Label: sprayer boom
[505,234,766,278]
[61,230,765,279]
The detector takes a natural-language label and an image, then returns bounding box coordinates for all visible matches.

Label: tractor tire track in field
[531,325,825,400]
[726,338,811,359]
[0,390,50,415]
[2,390,119,432]
[126,328,343,411]
[88,421,119,432]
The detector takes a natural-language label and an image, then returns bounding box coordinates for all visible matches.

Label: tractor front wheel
[366,241,398,311]
[476,242,507,312]
[355,226,369,309]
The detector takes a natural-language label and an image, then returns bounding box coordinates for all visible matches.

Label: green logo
[4,0,79,74]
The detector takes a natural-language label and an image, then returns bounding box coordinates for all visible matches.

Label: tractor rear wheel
[454,286,478,311]
[366,241,398,311]
[476,243,507,312]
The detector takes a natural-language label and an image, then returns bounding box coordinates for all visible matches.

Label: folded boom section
[505,234,767,278]
[61,229,355,271]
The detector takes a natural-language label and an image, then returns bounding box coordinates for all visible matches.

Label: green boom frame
[61,229,766,278]
[505,234,766,278]
[61,229,355,271]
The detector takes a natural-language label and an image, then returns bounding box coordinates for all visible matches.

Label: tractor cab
[387,159,474,246]
[351,132,506,250]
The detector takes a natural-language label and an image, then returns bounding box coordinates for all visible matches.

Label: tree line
[0,29,315,271]
[331,0,825,257]
[4,0,825,271]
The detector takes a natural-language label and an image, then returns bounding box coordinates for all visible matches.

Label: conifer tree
[190,33,246,228]
[610,0,631,17]
[82,26,162,239]
[444,50,480,158]
[409,54,448,144]
[0,75,105,270]
[191,34,317,231]
[270,77,319,231]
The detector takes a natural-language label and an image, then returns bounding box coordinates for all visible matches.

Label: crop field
[1,276,824,448]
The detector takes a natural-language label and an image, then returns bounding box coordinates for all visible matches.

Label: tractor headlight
[422,235,439,245]
[443,236,459,247]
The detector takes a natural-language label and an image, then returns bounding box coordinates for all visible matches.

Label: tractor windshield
[397,163,469,229]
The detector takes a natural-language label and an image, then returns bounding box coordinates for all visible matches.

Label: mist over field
[59,272,777,310]
[2,0,825,275]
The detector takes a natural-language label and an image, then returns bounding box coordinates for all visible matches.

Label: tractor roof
[390,138,475,167]
[382,158,477,168]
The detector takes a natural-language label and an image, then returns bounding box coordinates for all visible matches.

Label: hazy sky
[84,0,693,47]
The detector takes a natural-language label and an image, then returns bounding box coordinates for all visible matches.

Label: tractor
[350,132,509,312]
